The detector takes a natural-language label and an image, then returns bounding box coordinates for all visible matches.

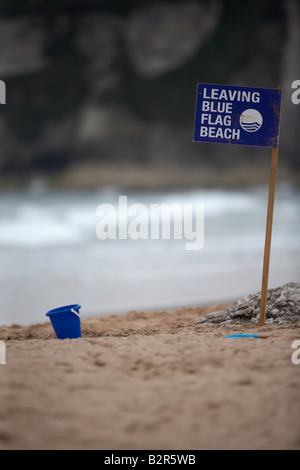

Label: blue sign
[193,83,282,148]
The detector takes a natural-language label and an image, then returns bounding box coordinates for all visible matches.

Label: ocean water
[0,182,299,326]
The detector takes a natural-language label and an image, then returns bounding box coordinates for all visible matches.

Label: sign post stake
[258,145,279,326]
[258,85,282,327]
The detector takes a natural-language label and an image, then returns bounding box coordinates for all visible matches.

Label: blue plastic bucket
[46,304,81,339]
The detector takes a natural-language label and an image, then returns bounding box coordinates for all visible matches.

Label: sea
[0,181,299,326]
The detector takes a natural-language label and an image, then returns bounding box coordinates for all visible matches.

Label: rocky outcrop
[195,282,300,325]
[0,0,299,187]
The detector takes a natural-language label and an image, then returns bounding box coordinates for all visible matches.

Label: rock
[195,311,228,325]
[124,1,222,78]
[275,296,288,307]
[195,282,300,326]
[270,308,280,316]
[290,294,300,303]
[0,17,45,77]
[75,13,121,95]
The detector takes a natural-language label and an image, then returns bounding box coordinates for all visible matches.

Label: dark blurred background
[0,0,299,190]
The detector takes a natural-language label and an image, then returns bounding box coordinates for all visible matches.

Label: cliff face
[0,0,299,187]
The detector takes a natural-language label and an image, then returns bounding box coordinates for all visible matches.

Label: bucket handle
[71,308,80,318]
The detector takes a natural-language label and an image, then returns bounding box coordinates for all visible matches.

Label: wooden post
[259,86,282,327]
[259,146,278,326]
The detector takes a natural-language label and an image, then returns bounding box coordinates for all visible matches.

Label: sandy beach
[0,303,300,450]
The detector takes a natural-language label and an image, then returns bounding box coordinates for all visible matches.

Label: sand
[0,303,300,450]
